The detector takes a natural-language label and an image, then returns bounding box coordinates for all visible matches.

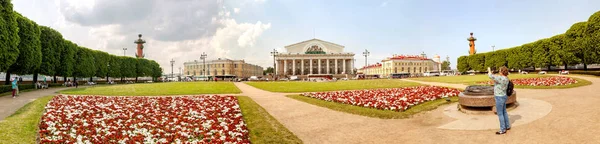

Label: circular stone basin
[459,85,517,107]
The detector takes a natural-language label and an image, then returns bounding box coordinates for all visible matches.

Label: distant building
[358,54,441,77]
[183,58,263,80]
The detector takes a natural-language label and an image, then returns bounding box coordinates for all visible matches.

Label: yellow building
[183,58,263,80]
[358,54,440,77]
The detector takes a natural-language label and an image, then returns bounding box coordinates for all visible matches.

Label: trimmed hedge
[1,84,35,94]
[571,71,600,76]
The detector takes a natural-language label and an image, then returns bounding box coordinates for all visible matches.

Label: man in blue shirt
[488,66,511,135]
[11,78,18,98]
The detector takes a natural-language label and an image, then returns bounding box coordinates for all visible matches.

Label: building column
[293,59,297,75]
[334,59,338,74]
[283,59,287,75]
[318,59,321,74]
[343,59,347,74]
[350,59,354,74]
[326,59,330,74]
[301,59,304,75]
[309,59,313,74]
[275,60,278,76]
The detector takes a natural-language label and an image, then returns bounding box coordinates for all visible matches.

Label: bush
[1,84,35,94]
[570,71,600,76]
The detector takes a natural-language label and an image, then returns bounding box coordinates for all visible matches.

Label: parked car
[520,71,529,74]
[560,70,569,75]
[249,76,259,81]
[289,76,299,81]
[423,71,440,77]
[538,71,547,75]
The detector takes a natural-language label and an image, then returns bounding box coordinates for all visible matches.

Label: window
[235,64,237,68]
[222,64,225,67]
[222,70,225,75]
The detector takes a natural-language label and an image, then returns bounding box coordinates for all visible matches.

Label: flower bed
[477,76,577,86]
[38,95,249,143]
[300,86,461,111]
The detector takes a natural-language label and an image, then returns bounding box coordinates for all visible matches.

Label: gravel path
[235,75,600,144]
[0,87,70,120]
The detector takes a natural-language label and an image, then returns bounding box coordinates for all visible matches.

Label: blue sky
[13,0,600,70]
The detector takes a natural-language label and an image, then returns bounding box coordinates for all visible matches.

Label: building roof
[384,55,430,61]
[284,38,345,49]
[360,63,382,70]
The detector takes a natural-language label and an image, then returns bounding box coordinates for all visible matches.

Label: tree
[457,56,469,72]
[0,0,20,73]
[441,61,450,70]
[531,40,550,70]
[39,26,63,83]
[120,57,137,81]
[467,53,485,72]
[548,34,580,69]
[57,40,76,81]
[150,60,163,81]
[566,22,593,70]
[584,10,600,66]
[93,50,110,81]
[4,13,42,84]
[73,47,96,81]
[108,55,122,82]
[263,67,274,75]
[135,59,152,82]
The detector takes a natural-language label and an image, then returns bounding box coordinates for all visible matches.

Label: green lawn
[238,96,302,144]
[287,95,458,119]
[60,82,241,96]
[0,95,53,144]
[409,74,592,89]
[246,79,423,93]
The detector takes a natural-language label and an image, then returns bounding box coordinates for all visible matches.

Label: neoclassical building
[276,39,355,76]
[358,54,441,77]
[183,58,263,80]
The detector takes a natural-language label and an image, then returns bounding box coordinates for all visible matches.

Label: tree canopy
[0,1,20,72]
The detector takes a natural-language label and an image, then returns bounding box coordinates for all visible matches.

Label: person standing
[11,78,18,98]
[488,66,511,135]
[15,77,19,96]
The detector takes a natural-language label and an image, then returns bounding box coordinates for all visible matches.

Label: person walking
[488,66,511,135]
[14,77,20,96]
[11,78,18,98]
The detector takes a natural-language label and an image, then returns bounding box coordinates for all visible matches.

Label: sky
[12,0,600,72]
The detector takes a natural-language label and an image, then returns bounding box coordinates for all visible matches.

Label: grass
[237,96,302,144]
[287,95,458,119]
[0,95,54,144]
[409,74,592,89]
[246,79,423,93]
[59,82,241,96]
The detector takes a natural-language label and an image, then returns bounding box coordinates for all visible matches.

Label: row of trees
[458,10,600,72]
[0,1,162,84]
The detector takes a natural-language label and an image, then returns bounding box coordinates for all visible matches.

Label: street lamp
[170,59,175,82]
[200,52,207,81]
[492,45,495,52]
[362,49,370,66]
[270,49,278,75]
[123,48,127,56]
[107,63,110,82]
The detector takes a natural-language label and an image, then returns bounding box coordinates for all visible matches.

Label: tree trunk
[90,77,93,82]
[4,72,10,85]
[33,73,39,83]
[121,77,124,83]
[53,75,57,83]
[135,77,138,83]
[564,63,568,70]
[584,63,588,71]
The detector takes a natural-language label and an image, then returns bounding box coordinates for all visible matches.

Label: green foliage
[457,56,469,72]
[0,1,20,72]
[8,13,42,74]
[136,58,152,77]
[531,40,550,68]
[39,26,63,76]
[548,34,580,67]
[120,57,137,78]
[150,60,163,79]
[57,40,77,77]
[108,55,122,78]
[93,50,110,78]
[570,70,600,76]
[467,53,485,71]
[263,67,274,75]
[246,79,422,93]
[441,61,451,70]
[73,47,96,78]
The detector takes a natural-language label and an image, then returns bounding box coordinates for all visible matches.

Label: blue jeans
[495,96,510,131]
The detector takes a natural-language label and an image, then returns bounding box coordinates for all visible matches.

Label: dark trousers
[12,89,16,97]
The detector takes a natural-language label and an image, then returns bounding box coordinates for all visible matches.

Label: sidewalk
[0,87,70,120]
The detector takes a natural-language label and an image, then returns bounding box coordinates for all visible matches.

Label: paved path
[0,87,70,120]
[235,75,600,144]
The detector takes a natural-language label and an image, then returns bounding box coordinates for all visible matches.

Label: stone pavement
[235,75,600,144]
[0,87,70,120]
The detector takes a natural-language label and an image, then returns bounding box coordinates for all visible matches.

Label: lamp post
[270,49,278,76]
[492,45,495,52]
[123,48,127,56]
[107,63,110,82]
[362,49,370,67]
[179,67,182,81]
[200,52,207,81]
[170,59,175,82]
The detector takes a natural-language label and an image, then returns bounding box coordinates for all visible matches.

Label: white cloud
[233,8,240,13]
[255,0,266,3]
